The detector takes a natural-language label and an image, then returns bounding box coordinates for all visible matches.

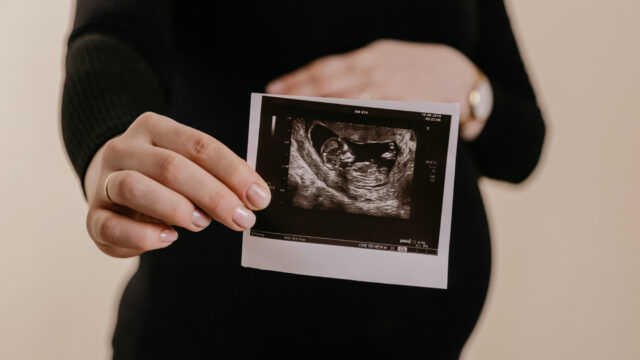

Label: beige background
[1,0,638,358]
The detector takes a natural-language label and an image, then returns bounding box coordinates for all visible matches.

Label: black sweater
[61,1,545,358]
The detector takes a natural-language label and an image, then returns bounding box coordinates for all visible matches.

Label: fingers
[273,71,365,97]
[126,113,271,212]
[107,143,256,231]
[94,242,140,259]
[104,170,212,232]
[272,55,348,87]
[86,207,179,258]
[266,54,369,97]
[87,112,274,259]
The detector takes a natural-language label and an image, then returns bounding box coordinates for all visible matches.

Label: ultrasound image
[287,118,416,219]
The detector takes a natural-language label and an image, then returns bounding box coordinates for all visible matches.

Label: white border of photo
[242,93,459,289]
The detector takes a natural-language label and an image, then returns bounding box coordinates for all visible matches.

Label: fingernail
[160,229,178,243]
[192,209,211,229]
[267,81,284,93]
[246,183,271,209]
[232,207,256,229]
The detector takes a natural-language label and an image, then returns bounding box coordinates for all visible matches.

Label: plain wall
[1,1,638,358]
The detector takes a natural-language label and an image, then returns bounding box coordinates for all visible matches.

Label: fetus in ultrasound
[310,123,398,191]
[288,118,415,219]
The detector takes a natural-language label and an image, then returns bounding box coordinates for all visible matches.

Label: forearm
[465,0,546,183]
[61,33,167,193]
[468,81,545,183]
[61,0,172,192]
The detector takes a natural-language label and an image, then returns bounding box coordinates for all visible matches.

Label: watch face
[462,77,494,141]
[472,78,494,123]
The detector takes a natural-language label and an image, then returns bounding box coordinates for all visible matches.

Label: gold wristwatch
[461,69,493,141]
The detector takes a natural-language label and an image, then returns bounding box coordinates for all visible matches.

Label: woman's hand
[266,39,478,123]
[83,112,271,258]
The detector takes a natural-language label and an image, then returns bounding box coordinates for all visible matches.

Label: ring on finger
[104,172,116,204]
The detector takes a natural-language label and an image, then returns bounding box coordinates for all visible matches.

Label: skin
[84,112,272,258]
[83,39,482,258]
[266,39,479,123]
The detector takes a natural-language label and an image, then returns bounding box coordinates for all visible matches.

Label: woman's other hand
[266,39,478,123]
[83,112,271,258]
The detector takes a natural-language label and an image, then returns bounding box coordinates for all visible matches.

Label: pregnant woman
[61,0,545,358]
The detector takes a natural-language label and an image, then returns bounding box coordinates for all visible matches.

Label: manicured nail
[191,209,211,229]
[232,207,256,229]
[160,229,178,243]
[267,81,284,93]
[246,183,271,209]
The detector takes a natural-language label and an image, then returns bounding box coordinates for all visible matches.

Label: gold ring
[104,173,116,204]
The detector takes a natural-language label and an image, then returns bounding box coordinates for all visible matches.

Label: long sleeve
[467,0,546,183]
[61,0,173,189]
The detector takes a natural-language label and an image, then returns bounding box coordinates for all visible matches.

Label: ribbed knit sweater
[61,0,545,358]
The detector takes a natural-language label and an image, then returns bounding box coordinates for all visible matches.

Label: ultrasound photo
[244,94,459,288]
[287,118,416,219]
[249,95,454,255]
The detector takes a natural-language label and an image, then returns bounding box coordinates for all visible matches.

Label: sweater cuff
[466,79,545,183]
[61,33,167,194]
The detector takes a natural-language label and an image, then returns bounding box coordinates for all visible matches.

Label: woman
[62,0,545,358]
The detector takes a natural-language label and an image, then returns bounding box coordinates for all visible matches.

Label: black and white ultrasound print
[287,118,416,219]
